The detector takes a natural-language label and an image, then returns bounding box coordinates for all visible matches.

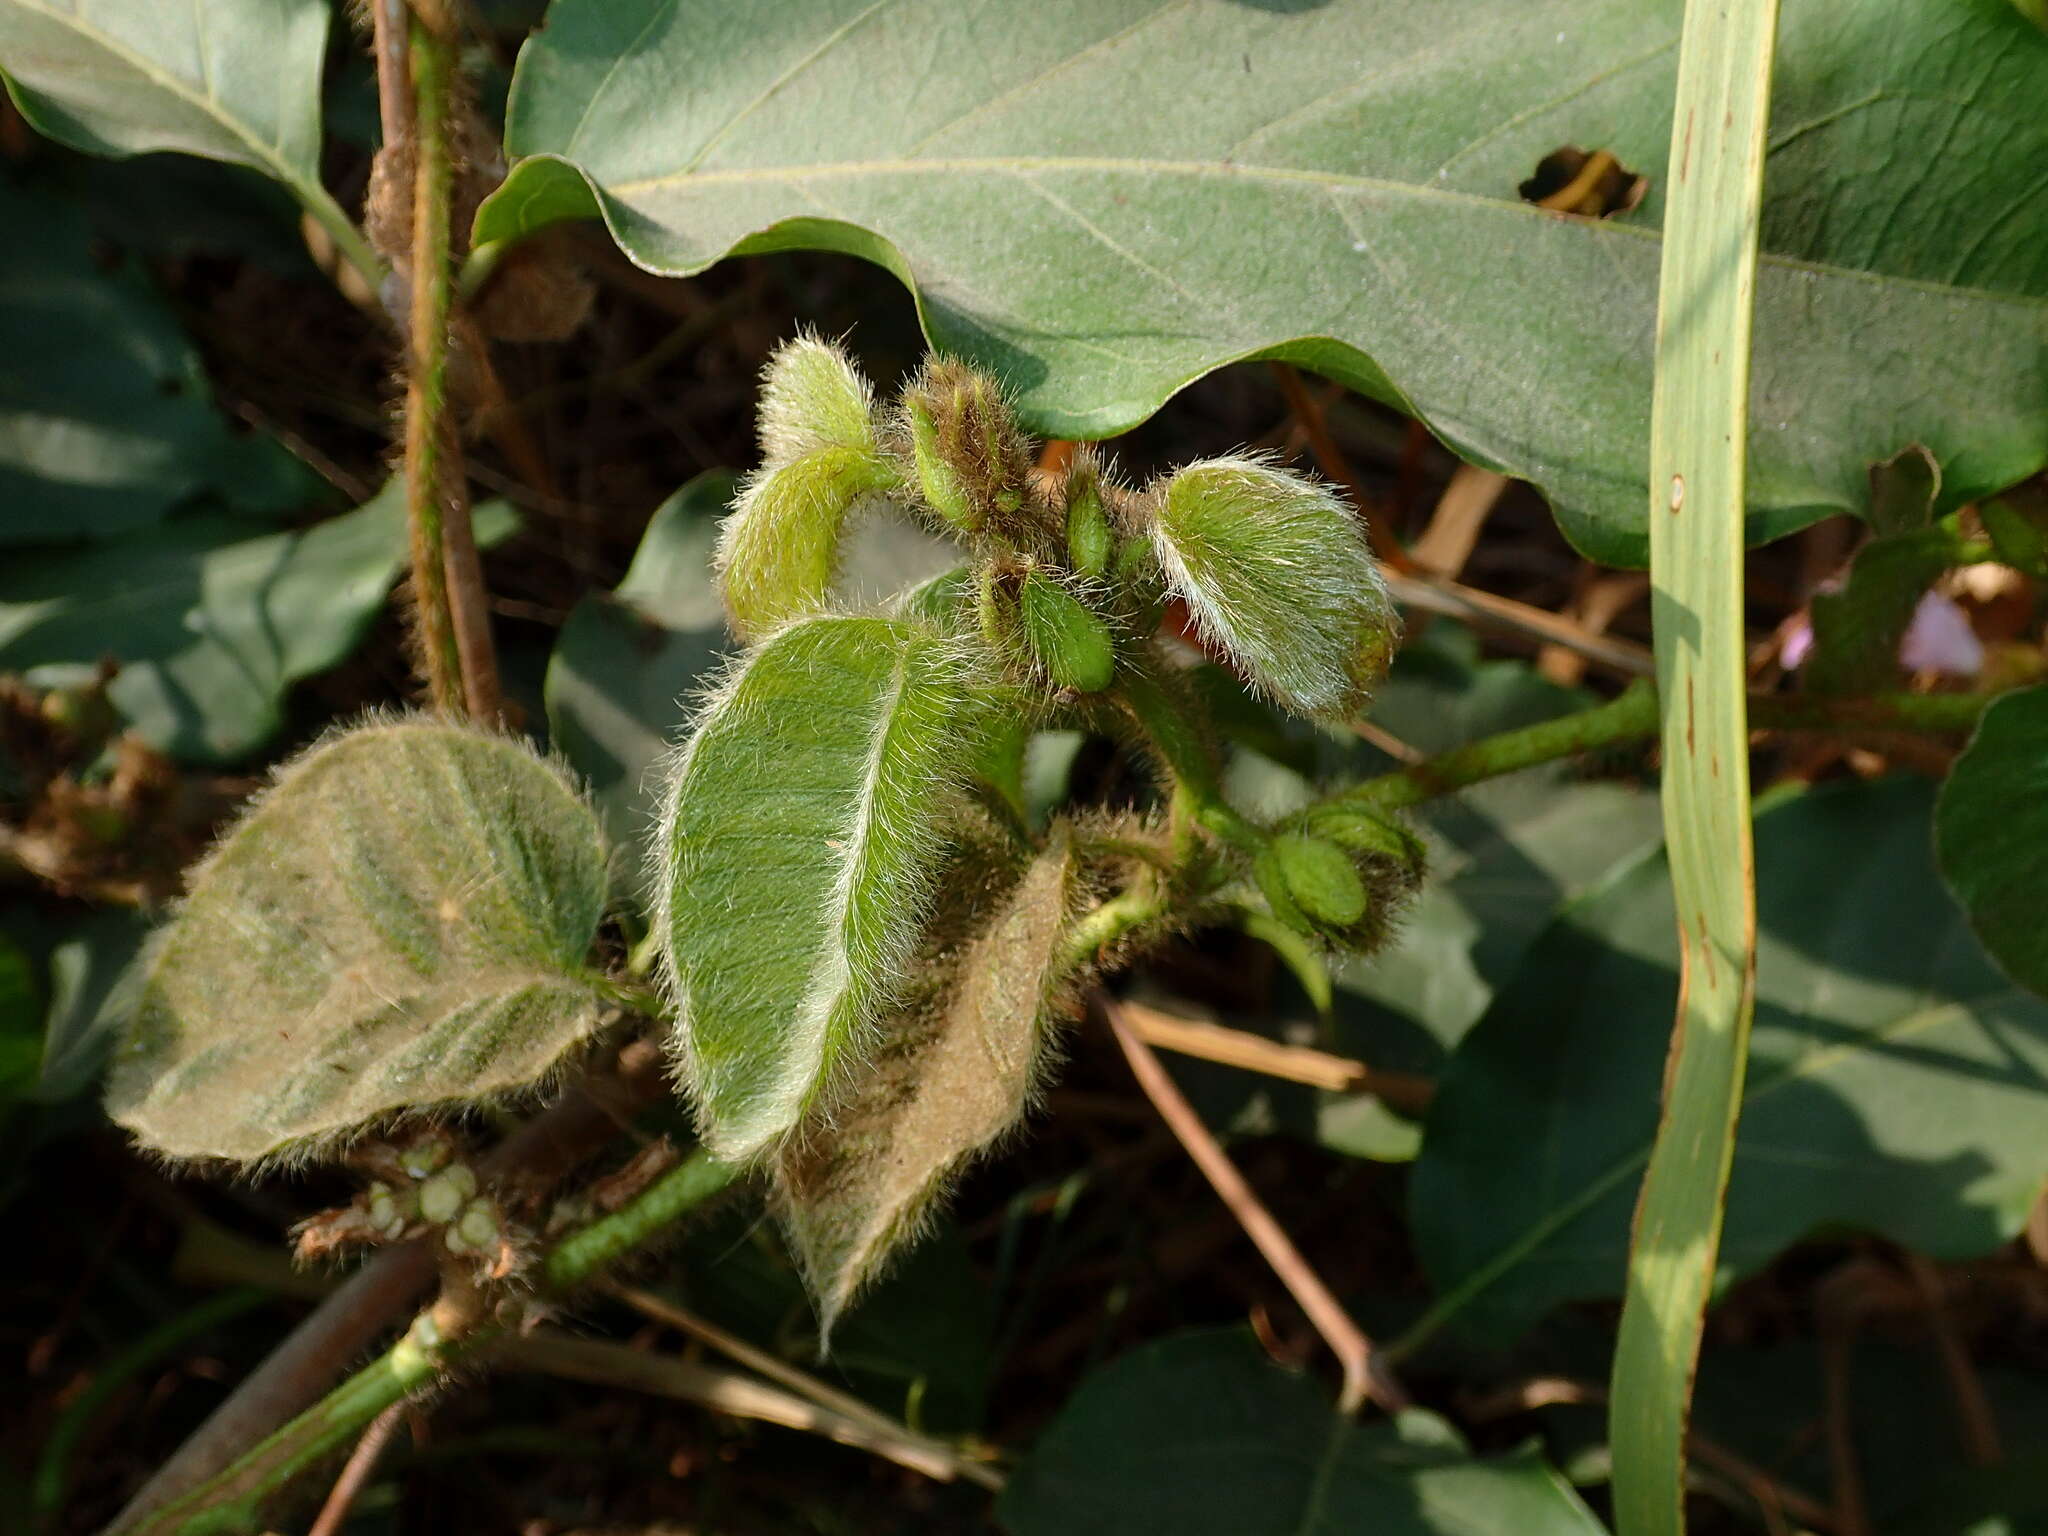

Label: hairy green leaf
[1000,1330,1605,1536]
[108,720,611,1164]
[777,832,1077,1335]
[1937,684,2048,1000]
[717,337,899,639]
[477,0,2048,564]
[0,0,374,277]
[1408,780,2048,1349]
[656,614,985,1163]
[1151,457,1395,720]
[0,178,310,545]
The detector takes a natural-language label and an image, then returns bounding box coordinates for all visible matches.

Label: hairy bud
[1147,456,1398,721]
[896,359,1033,538]
[1021,570,1116,694]
[1064,455,1116,578]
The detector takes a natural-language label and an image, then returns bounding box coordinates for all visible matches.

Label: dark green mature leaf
[0,0,374,276]
[546,473,734,853]
[1410,778,2048,1348]
[656,614,988,1163]
[0,486,515,763]
[777,831,1076,1335]
[478,0,2048,564]
[999,1331,1605,1535]
[0,178,309,545]
[108,720,611,1164]
[1937,684,2048,998]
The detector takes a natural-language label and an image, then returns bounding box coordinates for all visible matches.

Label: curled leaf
[715,337,899,639]
[655,614,986,1162]
[1148,456,1397,720]
[108,718,611,1165]
[776,831,1080,1335]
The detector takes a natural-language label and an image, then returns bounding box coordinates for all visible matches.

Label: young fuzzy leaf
[757,334,878,463]
[107,719,610,1165]
[776,831,1079,1335]
[1149,457,1397,720]
[716,337,899,640]
[656,614,985,1162]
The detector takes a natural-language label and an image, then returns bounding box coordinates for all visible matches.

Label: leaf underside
[478,0,2048,566]
[108,719,612,1165]
[657,614,984,1164]
[777,831,1078,1333]
[0,0,330,200]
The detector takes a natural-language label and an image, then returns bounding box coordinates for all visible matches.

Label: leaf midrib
[577,153,2047,308]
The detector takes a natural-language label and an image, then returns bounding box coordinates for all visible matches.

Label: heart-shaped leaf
[108,719,612,1164]
[476,0,2048,564]
[655,614,987,1163]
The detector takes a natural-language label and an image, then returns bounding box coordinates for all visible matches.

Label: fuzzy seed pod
[1147,456,1398,721]
[716,337,900,640]
[1021,570,1116,694]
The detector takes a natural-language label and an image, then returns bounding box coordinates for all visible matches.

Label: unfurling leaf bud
[896,359,1032,537]
[1259,833,1368,933]
[1147,456,1398,721]
[1021,570,1116,694]
[717,337,900,640]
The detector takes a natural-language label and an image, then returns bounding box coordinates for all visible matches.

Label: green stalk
[117,1152,737,1536]
[1614,1,1782,1530]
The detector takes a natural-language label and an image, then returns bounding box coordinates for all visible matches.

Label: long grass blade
[1613,1,1779,1529]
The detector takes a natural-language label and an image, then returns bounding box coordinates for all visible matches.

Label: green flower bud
[1066,472,1114,579]
[1021,570,1116,694]
[1264,833,1368,929]
[1305,805,1424,869]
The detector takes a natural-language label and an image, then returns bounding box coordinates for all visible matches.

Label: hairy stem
[115,1152,737,1535]
[400,17,500,719]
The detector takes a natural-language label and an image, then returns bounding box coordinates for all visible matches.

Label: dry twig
[1101,992,1408,1415]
